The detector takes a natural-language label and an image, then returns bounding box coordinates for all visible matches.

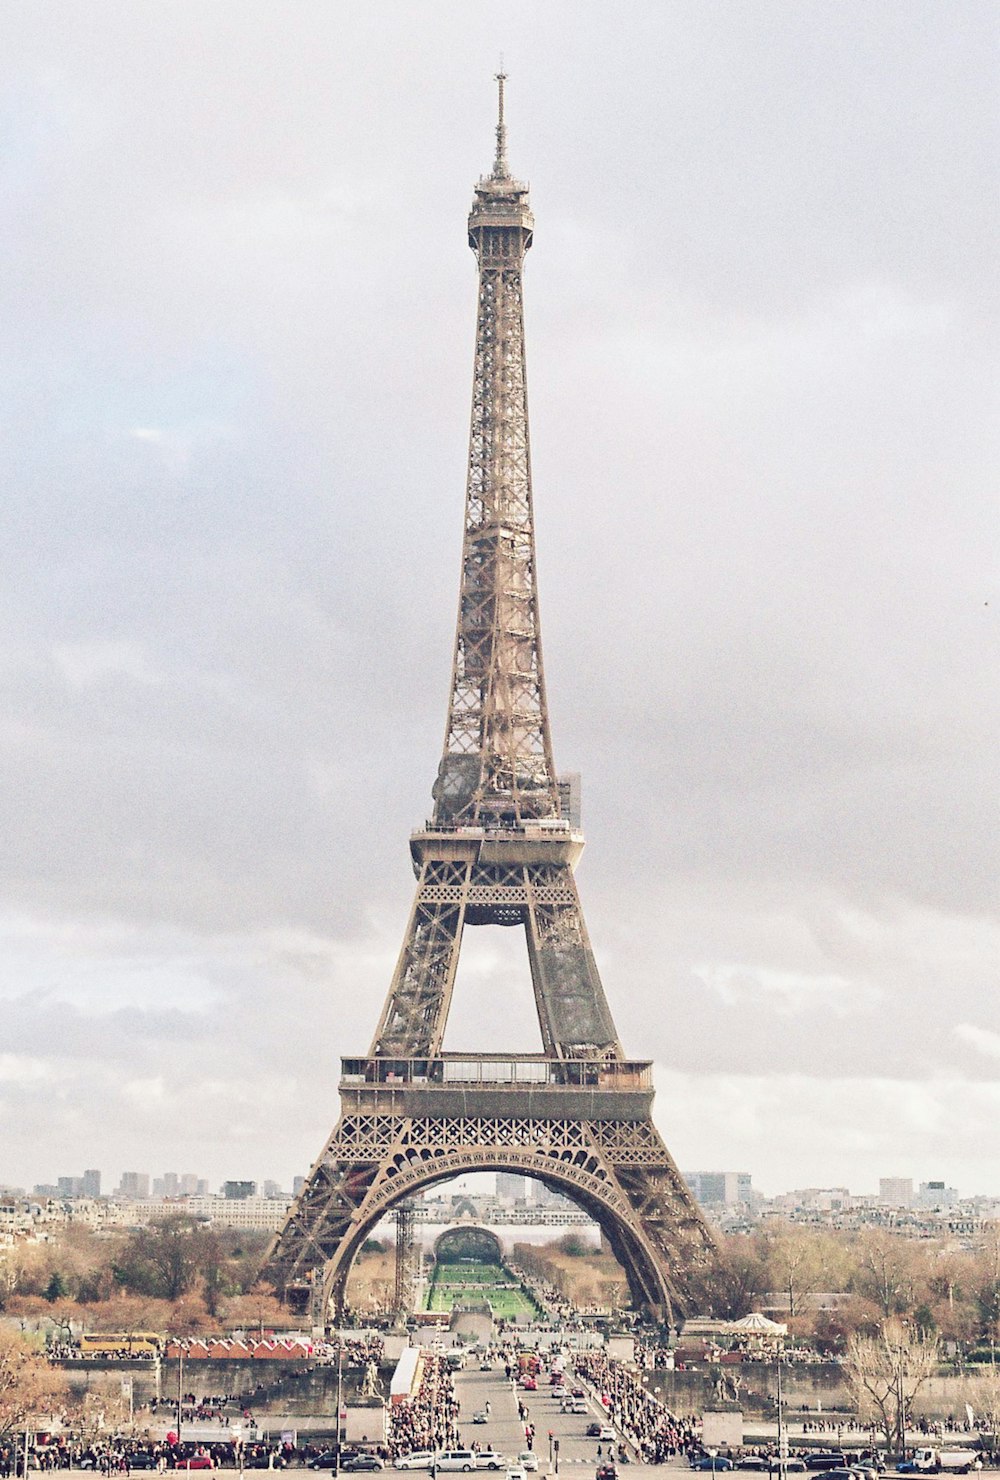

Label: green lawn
[424,1259,543,1318]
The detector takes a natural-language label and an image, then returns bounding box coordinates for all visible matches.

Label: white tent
[732,1312,788,1335]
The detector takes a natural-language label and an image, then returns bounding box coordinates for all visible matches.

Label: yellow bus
[78,1331,163,1357]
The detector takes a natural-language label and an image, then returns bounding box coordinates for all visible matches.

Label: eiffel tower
[265,77,719,1327]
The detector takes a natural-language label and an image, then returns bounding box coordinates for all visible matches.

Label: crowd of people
[575,1350,699,1464]
[386,1354,462,1460]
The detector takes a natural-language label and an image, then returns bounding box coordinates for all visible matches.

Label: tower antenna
[493,65,508,177]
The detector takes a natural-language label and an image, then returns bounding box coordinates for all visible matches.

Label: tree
[43,1273,68,1304]
[844,1319,938,1456]
[853,1230,924,1319]
[759,1224,826,1318]
[965,1365,1000,1458]
[712,1235,768,1320]
[0,1329,66,1443]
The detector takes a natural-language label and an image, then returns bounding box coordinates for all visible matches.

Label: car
[572,1389,586,1400]
[596,1467,618,1480]
[437,1456,478,1474]
[246,1459,289,1471]
[507,1470,527,1480]
[551,1386,568,1399]
[587,1426,603,1440]
[341,1460,385,1474]
[481,1362,493,1371]
[310,1458,341,1472]
[517,1455,538,1473]
[475,1455,507,1472]
[395,1455,437,1471]
[570,1401,589,1415]
[473,1413,490,1425]
[804,1459,847,1474]
[598,1429,615,1444]
[521,1377,537,1391]
[737,1462,769,1473]
[175,1461,214,1472]
[690,1461,734,1474]
[128,1458,159,1471]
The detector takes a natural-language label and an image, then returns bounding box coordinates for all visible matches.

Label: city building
[879,1177,914,1207]
[117,1172,150,1199]
[222,1180,257,1200]
[685,1171,754,1207]
[496,1173,527,1205]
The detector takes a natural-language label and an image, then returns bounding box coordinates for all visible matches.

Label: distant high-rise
[82,1169,101,1198]
[223,1180,256,1200]
[118,1172,150,1199]
[263,1180,285,1200]
[878,1177,914,1208]
[292,1176,305,1196]
[180,1173,200,1196]
[496,1173,527,1205]
[685,1171,753,1207]
[917,1180,958,1208]
[57,1176,84,1198]
[162,1172,179,1197]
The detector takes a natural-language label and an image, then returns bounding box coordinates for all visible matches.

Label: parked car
[690,1461,734,1474]
[175,1461,214,1472]
[437,1455,478,1474]
[736,1462,768,1472]
[395,1455,436,1471]
[310,1457,341,1471]
[341,1459,385,1473]
[804,1458,847,1473]
[128,1458,159,1471]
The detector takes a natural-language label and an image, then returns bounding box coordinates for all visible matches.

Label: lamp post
[334,1339,344,1479]
[776,1347,788,1480]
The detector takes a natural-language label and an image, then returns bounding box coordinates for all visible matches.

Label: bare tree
[0,1329,66,1444]
[844,1319,938,1457]
[965,1365,1000,1459]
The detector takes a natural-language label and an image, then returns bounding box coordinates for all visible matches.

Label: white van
[437,1455,478,1473]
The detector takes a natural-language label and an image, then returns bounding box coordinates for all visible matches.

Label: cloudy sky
[2,3,997,1201]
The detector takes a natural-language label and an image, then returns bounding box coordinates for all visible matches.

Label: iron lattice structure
[264,77,719,1326]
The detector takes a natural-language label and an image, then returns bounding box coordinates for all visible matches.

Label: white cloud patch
[52,640,162,688]
[954,1023,1000,1063]
[653,1069,1000,1196]
[695,963,882,1017]
[0,1053,54,1085]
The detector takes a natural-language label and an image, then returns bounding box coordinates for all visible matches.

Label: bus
[78,1331,163,1357]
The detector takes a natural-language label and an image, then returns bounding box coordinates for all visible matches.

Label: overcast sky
[2,2,997,1202]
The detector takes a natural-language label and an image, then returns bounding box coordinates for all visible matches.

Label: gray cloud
[0,1,996,1196]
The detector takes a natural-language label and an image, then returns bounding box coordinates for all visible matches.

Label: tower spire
[493,68,508,177]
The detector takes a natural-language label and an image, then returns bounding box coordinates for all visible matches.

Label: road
[451,1364,682,1474]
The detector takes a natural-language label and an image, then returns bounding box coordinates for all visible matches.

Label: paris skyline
[1,3,996,1200]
